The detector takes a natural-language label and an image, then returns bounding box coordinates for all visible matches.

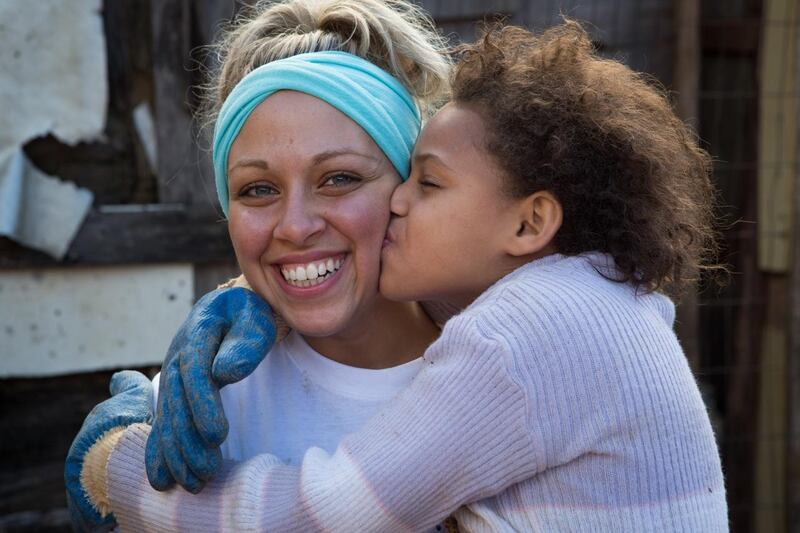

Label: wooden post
[789,8,800,531]
[150,0,217,212]
[672,0,701,370]
[755,1,797,531]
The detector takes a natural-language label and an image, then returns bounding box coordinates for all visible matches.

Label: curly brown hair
[451,21,719,298]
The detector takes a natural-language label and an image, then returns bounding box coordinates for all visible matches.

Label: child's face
[380,103,525,306]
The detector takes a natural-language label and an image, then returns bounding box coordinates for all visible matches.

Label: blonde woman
[65,0,453,530]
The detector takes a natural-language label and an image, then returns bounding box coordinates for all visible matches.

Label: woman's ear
[506,191,562,257]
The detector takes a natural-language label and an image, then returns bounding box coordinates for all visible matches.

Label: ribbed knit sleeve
[105,253,728,532]
[107,312,541,532]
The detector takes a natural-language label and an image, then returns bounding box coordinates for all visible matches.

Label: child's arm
[104,313,541,531]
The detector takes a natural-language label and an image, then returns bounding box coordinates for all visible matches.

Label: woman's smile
[273,252,348,294]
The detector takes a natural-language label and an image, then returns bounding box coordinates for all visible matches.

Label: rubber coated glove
[145,286,277,493]
[64,370,153,532]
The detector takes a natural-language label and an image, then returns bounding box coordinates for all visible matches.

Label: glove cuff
[216,276,291,342]
[81,426,126,517]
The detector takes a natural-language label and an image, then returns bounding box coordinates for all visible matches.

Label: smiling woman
[226,91,403,345]
[63,0,452,530]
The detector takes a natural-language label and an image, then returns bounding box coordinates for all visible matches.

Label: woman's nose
[389,179,411,217]
[273,194,326,244]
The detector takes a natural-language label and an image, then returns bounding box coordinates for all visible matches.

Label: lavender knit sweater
[106,253,728,532]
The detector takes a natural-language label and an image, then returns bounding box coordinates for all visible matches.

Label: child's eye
[419,176,440,189]
[322,173,361,188]
[239,183,278,197]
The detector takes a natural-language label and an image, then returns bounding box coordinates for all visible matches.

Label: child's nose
[389,179,411,217]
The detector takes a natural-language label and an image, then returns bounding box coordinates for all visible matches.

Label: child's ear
[505,191,562,257]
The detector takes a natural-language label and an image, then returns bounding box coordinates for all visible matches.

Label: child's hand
[64,371,154,531]
[145,285,280,493]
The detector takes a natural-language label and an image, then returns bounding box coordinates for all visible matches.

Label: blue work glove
[145,287,277,493]
[65,370,153,532]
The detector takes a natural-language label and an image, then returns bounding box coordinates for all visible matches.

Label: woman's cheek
[229,207,275,256]
[227,208,279,301]
[335,186,393,243]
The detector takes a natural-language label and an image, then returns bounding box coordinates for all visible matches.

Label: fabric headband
[213,50,421,217]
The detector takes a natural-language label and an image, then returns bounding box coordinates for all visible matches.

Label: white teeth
[281,256,344,287]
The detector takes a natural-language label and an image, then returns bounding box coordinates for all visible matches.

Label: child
[80,21,727,531]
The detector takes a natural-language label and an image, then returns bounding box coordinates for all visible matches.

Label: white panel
[0,265,193,377]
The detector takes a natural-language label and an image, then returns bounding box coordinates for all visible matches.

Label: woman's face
[227,90,401,338]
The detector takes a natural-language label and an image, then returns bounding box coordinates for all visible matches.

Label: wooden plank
[420,0,518,20]
[702,19,761,53]
[193,262,242,300]
[518,0,674,85]
[0,368,158,518]
[672,0,701,371]
[0,207,234,268]
[757,0,797,273]
[698,48,762,533]
[755,276,789,533]
[788,11,800,531]
[22,0,156,206]
[150,0,216,210]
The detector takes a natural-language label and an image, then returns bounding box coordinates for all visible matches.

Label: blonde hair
[199,0,451,130]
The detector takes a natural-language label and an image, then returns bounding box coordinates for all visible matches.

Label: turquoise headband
[213,50,421,216]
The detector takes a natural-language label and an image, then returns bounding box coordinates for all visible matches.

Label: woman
[65,0,452,529]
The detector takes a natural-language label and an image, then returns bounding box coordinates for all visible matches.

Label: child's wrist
[81,426,126,517]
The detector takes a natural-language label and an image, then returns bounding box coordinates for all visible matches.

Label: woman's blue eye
[241,184,277,197]
[323,173,360,187]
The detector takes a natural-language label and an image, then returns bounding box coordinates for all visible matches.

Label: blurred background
[0,0,797,531]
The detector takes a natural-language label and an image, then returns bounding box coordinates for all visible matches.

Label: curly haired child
[78,20,727,532]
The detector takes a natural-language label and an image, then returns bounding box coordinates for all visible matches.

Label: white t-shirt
[152,332,451,531]
[153,330,424,465]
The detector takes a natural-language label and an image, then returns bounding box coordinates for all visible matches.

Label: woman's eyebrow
[229,158,268,173]
[311,149,381,165]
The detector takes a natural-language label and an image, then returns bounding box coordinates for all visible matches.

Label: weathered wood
[698,9,763,529]
[151,0,216,210]
[0,368,158,519]
[518,0,674,85]
[788,9,800,531]
[420,0,519,20]
[193,262,242,300]
[757,0,797,273]
[702,19,762,54]
[755,275,789,533]
[0,207,234,268]
[752,3,797,531]
[672,0,701,371]
[22,0,157,206]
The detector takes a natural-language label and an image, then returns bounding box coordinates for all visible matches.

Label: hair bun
[202,0,451,130]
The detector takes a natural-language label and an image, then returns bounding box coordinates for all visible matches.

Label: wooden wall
[0,1,679,530]
[4,1,790,531]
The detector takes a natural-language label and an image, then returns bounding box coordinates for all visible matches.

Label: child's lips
[383,230,396,248]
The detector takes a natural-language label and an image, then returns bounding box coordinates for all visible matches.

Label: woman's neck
[304,298,440,369]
